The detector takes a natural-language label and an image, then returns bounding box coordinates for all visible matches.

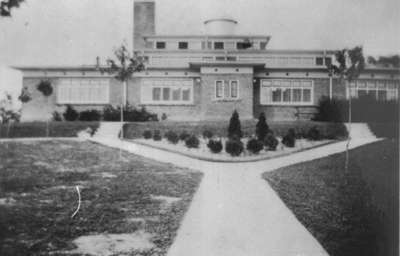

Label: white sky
[0,0,399,99]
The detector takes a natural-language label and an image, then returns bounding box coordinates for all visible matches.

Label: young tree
[255,112,269,141]
[227,110,242,139]
[0,0,24,17]
[37,80,53,137]
[327,46,365,173]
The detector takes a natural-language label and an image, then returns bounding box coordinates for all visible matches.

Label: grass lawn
[263,139,398,256]
[0,140,202,255]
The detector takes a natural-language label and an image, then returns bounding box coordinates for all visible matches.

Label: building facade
[17,0,400,122]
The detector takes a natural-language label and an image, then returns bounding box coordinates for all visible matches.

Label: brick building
[17,0,400,121]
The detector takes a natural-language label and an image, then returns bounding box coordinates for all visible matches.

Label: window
[156,41,166,49]
[260,79,313,105]
[57,78,109,104]
[260,41,267,50]
[236,41,252,50]
[227,56,237,61]
[325,57,332,66]
[141,79,193,104]
[215,56,225,61]
[316,57,324,66]
[214,42,224,49]
[214,80,239,100]
[178,41,188,49]
[347,80,398,101]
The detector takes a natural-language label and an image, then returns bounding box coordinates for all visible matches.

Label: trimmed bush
[165,130,179,144]
[282,128,296,147]
[153,130,162,141]
[103,105,158,122]
[307,126,322,140]
[52,111,62,121]
[143,130,152,139]
[246,138,264,154]
[78,109,101,121]
[103,105,121,121]
[185,135,200,148]
[179,131,190,141]
[207,139,223,153]
[264,133,279,151]
[225,138,244,156]
[202,130,213,139]
[161,113,167,121]
[256,112,270,141]
[63,105,79,121]
[227,110,242,139]
[37,80,53,96]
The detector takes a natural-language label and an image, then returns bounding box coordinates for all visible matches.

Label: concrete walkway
[89,124,379,256]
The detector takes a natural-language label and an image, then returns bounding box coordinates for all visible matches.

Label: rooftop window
[156,41,166,49]
[316,57,324,66]
[236,41,252,50]
[178,41,188,49]
[214,42,224,50]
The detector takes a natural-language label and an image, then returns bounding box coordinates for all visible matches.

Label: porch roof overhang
[189,61,265,70]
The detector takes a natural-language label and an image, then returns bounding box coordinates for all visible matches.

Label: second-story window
[325,57,332,66]
[178,42,188,49]
[316,57,324,66]
[156,41,166,49]
[214,42,224,49]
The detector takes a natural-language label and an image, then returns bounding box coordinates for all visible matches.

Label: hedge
[123,120,348,140]
[0,122,99,138]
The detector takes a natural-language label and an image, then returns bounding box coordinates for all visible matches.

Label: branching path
[90,124,379,256]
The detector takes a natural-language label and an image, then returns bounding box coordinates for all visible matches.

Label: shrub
[63,105,79,121]
[103,105,121,121]
[202,130,213,139]
[227,110,242,139]
[207,139,223,153]
[313,97,345,122]
[18,87,31,103]
[161,113,167,121]
[282,128,296,147]
[52,111,62,121]
[143,130,152,139]
[36,80,53,96]
[246,138,264,154]
[103,105,158,122]
[179,131,190,141]
[78,109,101,121]
[165,130,179,144]
[264,133,279,151]
[153,130,162,141]
[225,138,244,156]
[256,112,270,141]
[307,126,322,140]
[185,135,200,148]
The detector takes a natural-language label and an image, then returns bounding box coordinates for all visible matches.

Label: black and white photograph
[0,0,399,255]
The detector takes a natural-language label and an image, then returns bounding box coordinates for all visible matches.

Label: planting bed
[132,137,334,162]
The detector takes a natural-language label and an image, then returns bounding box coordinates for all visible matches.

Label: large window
[178,41,188,49]
[57,78,109,104]
[214,42,224,49]
[215,80,239,100]
[141,79,193,104]
[348,80,398,101]
[260,79,313,105]
[156,41,166,49]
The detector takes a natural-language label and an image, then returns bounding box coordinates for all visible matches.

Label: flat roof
[142,34,271,40]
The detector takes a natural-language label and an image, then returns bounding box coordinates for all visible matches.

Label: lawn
[263,139,398,256]
[0,140,202,255]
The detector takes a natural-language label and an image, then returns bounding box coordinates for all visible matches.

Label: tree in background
[367,55,399,68]
[327,46,365,173]
[0,0,24,17]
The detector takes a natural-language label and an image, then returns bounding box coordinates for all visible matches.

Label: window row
[260,80,313,105]
[215,80,239,100]
[57,79,109,104]
[348,80,398,101]
[141,79,193,104]
[150,40,268,50]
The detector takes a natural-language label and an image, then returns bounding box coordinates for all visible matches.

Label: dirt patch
[70,231,154,256]
[0,197,16,206]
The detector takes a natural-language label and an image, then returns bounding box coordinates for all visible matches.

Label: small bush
[225,138,244,157]
[78,109,101,121]
[63,105,79,121]
[228,110,243,139]
[103,105,158,122]
[161,113,167,121]
[143,130,152,139]
[246,138,264,154]
[153,130,162,141]
[37,80,53,96]
[165,130,179,144]
[307,126,322,140]
[179,131,190,141]
[282,128,296,147]
[256,112,270,141]
[52,111,63,121]
[207,139,223,153]
[185,135,200,148]
[202,130,213,139]
[103,105,121,121]
[264,133,279,151]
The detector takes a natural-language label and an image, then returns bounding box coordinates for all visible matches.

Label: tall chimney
[133,0,155,50]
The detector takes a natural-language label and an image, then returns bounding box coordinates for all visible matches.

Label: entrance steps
[344,123,376,140]
[92,122,123,139]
